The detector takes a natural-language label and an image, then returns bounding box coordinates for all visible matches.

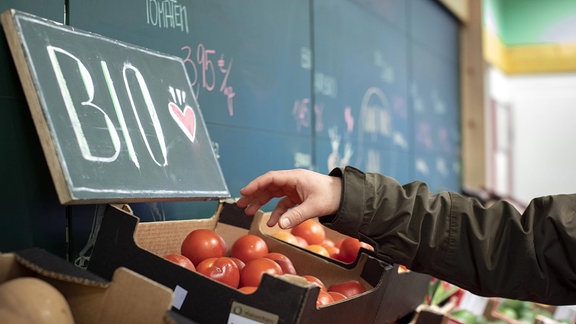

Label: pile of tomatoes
[163,219,371,307]
[272,219,375,264]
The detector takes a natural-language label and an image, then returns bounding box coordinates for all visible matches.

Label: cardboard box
[375,266,431,322]
[88,202,397,324]
[253,204,431,323]
[0,248,178,324]
[411,300,462,324]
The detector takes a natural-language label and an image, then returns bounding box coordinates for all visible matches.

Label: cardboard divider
[375,266,431,322]
[88,202,396,324]
[0,248,174,324]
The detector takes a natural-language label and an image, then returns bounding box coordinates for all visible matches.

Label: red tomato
[321,239,339,258]
[328,280,366,298]
[328,291,347,302]
[360,241,375,252]
[302,275,327,291]
[196,257,240,288]
[231,234,269,263]
[240,258,283,287]
[264,252,297,275]
[291,219,326,245]
[316,290,334,307]
[164,254,196,271]
[306,244,330,257]
[335,239,344,249]
[181,229,227,266]
[272,231,299,245]
[230,257,246,272]
[238,286,258,294]
[398,264,410,273]
[335,237,362,263]
[294,236,309,248]
[321,239,335,248]
[323,245,340,259]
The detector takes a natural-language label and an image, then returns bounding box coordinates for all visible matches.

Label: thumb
[278,205,308,229]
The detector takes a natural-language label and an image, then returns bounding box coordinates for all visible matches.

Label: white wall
[487,68,576,204]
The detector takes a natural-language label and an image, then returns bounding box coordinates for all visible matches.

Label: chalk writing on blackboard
[294,151,312,169]
[46,45,204,169]
[146,0,189,33]
[169,86,197,144]
[359,87,392,137]
[373,50,395,84]
[292,97,325,133]
[293,98,311,132]
[300,47,312,70]
[2,9,229,204]
[314,72,338,98]
[181,43,235,116]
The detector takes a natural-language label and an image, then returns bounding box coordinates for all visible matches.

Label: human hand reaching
[236,169,342,229]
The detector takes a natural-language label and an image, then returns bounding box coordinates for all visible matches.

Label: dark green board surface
[3,10,229,204]
[0,0,66,256]
[0,0,460,261]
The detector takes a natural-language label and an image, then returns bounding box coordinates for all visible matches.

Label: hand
[237,169,342,229]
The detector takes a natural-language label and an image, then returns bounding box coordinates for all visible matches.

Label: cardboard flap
[15,248,108,287]
[97,267,173,324]
[135,204,221,257]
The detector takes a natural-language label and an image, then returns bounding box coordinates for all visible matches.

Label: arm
[327,166,576,305]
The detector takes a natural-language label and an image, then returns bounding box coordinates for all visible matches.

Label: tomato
[302,275,327,291]
[323,245,340,259]
[294,236,309,248]
[321,239,335,248]
[238,286,258,294]
[328,291,347,302]
[291,219,326,245]
[231,234,269,263]
[230,257,246,272]
[196,257,240,289]
[264,252,297,275]
[335,237,362,263]
[181,229,227,266]
[316,290,334,307]
[272,231,299,245]
[306,244,330,258]
[328,280,366,298]
[360,241,375,252]
[164,254,196,271]
[240,258,283,288]
[335,239,344,250]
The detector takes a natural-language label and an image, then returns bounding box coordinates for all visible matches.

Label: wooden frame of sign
[1,9,229,204]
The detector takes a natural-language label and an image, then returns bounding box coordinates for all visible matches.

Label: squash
[0,277,74,323]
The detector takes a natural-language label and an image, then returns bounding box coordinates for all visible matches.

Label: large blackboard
[0,0,461,259]
[2,9,229,204]
[67,0,460,197]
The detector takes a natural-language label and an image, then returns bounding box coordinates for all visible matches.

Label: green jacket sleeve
[322,166,576,305]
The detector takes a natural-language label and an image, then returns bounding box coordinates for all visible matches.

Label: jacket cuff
[320,166,365,238]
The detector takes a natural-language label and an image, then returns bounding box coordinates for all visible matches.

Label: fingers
[236,193,272,215]
[267,196,299,228]
[237,170,299,215]
[237,169,338,229]
[272,197,314,229]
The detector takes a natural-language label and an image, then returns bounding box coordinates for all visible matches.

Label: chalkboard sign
[1,9,229,204]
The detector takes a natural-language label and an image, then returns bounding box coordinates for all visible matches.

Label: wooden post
[459,0,486,190]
